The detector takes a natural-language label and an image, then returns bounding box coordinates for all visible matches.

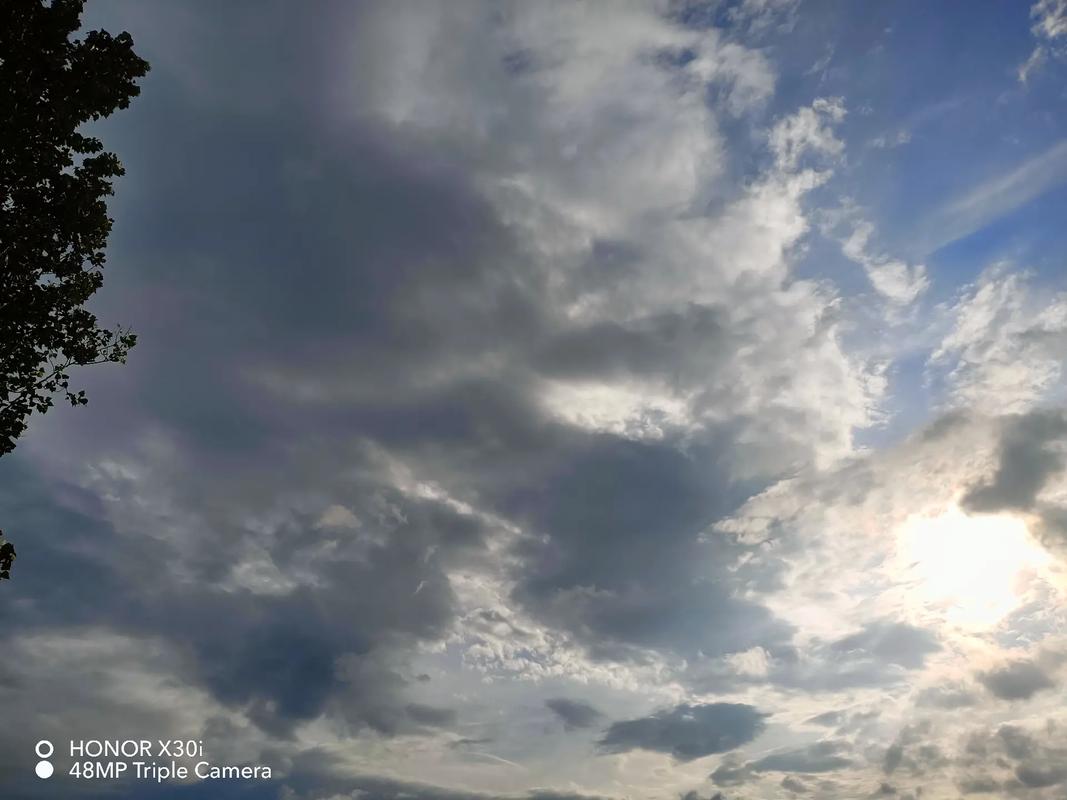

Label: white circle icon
[35,740,55,759]
[36,760,54,779]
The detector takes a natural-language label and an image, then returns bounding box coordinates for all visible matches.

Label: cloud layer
[2,2,1067,799]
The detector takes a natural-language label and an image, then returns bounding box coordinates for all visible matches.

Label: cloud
[806,710,844,727]
[727,0,801,36]
[710,740,853,789]
[869,130,912,150]
[2,2,876,791]
[508,436,795,662]
[838,218,928,306]
[931,268,1067,413]
[957,775,1000,794]
[957,722,1067,793]
[750,740,854,773]
[1019,0,1067,83]
[829,622,940,670]
[883,742,903,775]
[769,97,846,172]
[880,723,948,779]
[961,410,1067,512]
[927,141,1067,248]
[1016,762,1067,788]
[781,776,809,793]
[545,698,603,731]
[598,703,768,761]
[278,771,618,800]
[977,659,1057,700]
[952,411,1067,563]
[11,2,1067,799]
[914,682,978,710]
[710,756,756,787]
[690,621,941,694]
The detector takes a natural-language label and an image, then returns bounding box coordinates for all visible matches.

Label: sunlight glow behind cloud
[895,505,1054,629]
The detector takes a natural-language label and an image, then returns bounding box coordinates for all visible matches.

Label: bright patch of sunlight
[895,505,1053,628]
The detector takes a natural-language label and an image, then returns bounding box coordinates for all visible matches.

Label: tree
[0,0,149,578]
[0,531,14,580]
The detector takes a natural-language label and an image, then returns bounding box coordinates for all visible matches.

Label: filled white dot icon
[36,760,54,779]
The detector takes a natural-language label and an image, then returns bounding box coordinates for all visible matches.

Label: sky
[3,1,1067,798]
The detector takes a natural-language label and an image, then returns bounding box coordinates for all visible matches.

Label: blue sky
[3,1,1067,799]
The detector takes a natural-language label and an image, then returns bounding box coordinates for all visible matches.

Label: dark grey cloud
[598,703,768,761]
[691,619,942,699]
[0,0,806,785]
[55,0,803,705]
[710,758,753,788]
[806,711,844,727]
[961,410,1067,514]
[880,723,946,779]
[0,0,806,789]
[977,659,1056,700]
[508,434,793,662]
[1034,503,1067,555]
[0,454,471,744]
[0,2,556,745]
[997,724,1035,760]
[941,409,1067,561]
[10,779,285,800]
[883,743,903,775]
[750,741,853,774]
[829,622,940,670]
[710,740,853,788]
[282,771,617,800]
[781,776,809,793]
[546,698,603,731]
[694,621,940,696]
[1015,762,1067,788]
[532,304,732,387]
[957,723,1067,794]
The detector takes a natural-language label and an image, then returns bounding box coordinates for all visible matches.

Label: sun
[895,504,1053,628]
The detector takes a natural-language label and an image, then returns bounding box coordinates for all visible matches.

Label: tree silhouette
[0,0,149,579]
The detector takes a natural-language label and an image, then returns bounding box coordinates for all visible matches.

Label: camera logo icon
[35,740,54,779]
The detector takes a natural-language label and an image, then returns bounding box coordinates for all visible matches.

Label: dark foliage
[0,0,148,578]
[0,531,14,579]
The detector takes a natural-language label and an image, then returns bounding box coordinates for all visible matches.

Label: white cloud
[1020,0,1067,83]
[344,3,774,236]
[838,217,929,307]
[931,266,1067,413]
[869,129,912,149]
[925,139,1067,250]
[710,408,1067,800]
[768,96,846,172]
[341,5,882,476]
[539,379,692,441]
[716,411,1058,634]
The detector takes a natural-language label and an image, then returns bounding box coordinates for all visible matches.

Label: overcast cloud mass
[3,1,1067,798]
